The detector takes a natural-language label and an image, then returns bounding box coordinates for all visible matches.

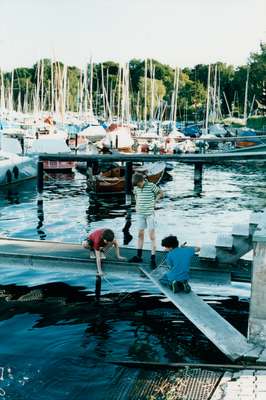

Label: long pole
[144,59,147,132]
[89,58,94,115]
[243,67,250,123]
[223,91,232,118]
[205,64,211,133]
[173,67,180,126]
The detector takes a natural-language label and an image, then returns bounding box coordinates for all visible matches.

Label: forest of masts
[0,60,186,124]
[0,43,265,123]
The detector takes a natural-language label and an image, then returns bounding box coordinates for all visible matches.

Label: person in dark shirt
[160,235,199,294]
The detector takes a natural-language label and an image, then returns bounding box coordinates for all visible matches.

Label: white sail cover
[80,125,106,139]
[28,138,71,154]
[1,137,22,154]
[107,126,133,149]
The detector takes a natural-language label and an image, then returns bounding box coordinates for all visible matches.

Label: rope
[157,254,168,268]
[43,171,86,182]
[102,275,132,304]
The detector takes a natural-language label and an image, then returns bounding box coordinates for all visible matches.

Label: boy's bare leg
[138,229,144,250]
[149,229,156,255]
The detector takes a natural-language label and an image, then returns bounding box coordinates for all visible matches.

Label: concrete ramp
[140,266,261,362]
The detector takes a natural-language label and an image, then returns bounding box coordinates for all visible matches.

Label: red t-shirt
[88,229,105,250]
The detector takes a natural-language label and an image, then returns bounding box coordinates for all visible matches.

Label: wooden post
[248,228,266,346]
[157,122,160,136]
[123,161,133,245]
[115,135,118,149]
[125,161,133,200]
[75,133,78,153]
[37,195,44,227]
[92,161,99,175]
[20,136,25,155]
[95,275,102,301]
[37,160,44,193]
[194,163,203,193]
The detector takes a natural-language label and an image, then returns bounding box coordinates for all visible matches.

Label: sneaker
[90,252,96,259]
[150,258,157,270]
[172,280,183,293]
[100,252,106,259]
[129,255,143,263]
[182,280,191,293]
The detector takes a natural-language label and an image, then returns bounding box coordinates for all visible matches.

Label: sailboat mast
[144,58,147,131]
[89,58,94,115]
[173,67,180,126]
[205,64,211,133]
[0,70,5,111]
[243,67,249,123]
[223,91,232,118]
[212,64,217,123]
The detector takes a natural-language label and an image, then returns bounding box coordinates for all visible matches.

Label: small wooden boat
[235,129,263,149]
[88,162,165,194]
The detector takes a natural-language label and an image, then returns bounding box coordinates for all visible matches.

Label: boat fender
[13,166,19,179]
[6,170,12,184]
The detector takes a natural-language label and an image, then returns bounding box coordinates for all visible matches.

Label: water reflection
[86,194,127,223]
[37,197,46,239]
[0,281,248,365]
[0,162,266,246]
[0,279,251,399]
[0,178,37,205]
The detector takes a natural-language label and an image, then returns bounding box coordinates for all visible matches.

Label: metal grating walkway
[109,367,222,400]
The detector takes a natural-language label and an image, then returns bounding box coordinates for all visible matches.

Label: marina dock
[140,266,260,361]
[0,227,264,364]
[36,149,266,195]
[0,236,230,283]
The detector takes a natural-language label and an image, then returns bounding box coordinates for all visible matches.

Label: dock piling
[248,228,266,346]
[75,134,78,153]
[92,161,99,175]
[95,275,102,301]
[125,162,133,201]
[37,160,44,193]
[194,163,203,193]
[123,162,133,245]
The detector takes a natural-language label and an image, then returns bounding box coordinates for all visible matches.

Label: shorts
[136,214,156,230]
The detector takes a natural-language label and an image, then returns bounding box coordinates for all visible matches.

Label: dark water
[0,162,265,399]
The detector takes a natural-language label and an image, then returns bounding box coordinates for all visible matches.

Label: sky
[0,0,265,71]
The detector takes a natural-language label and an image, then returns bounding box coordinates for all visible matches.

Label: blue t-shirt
[164,247,195,282]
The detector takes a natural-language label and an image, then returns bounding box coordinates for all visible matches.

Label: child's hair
[161,235,179,249]
[102,229,115,242]
[132,173,144,186]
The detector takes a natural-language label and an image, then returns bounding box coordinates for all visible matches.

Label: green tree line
[0,43,265,121]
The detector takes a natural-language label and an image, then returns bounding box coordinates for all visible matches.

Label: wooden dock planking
[139,266,261,362]
[0,236,262,362]
[0,237,230,283]
[38,150,266,163]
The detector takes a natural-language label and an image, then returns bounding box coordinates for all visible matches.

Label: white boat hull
[0,152,37,186]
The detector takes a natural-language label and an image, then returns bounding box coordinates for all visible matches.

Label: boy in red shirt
[82,229,125,275]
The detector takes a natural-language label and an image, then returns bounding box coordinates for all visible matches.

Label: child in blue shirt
[160,235,199,294]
